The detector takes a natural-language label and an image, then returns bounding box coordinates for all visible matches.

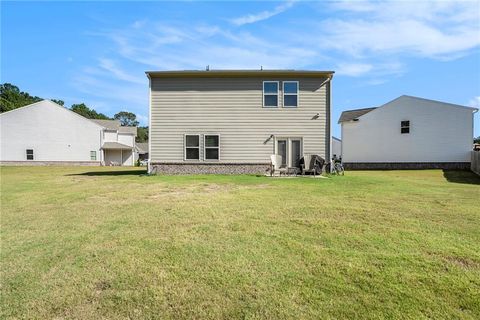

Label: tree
[71,103,110,120]
[50,99,64,106]
[1,83,42,112]
[136,126,148,143]
[475,136,480,144]
[114,111,139,127]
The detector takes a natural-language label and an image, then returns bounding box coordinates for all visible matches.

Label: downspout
[147,73,152,174]
[321,75,333,172]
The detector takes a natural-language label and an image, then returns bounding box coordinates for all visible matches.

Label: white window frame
[26,149,34,161]
[184,134,201,161]
[90,151,97,161]
[204,134,220,161]
[283,81,299,108]
[263,81,279,108]
[401,120,410,134]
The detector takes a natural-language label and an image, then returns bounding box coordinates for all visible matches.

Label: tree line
[0,83,148,143]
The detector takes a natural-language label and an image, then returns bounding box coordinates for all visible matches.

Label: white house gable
[1,100,104,162]
[341,96,477,164]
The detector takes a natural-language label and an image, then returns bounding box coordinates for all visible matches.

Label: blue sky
[2,1,480,137]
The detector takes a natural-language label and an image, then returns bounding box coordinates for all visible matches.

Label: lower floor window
[185,135,200,160]
[204,135,220,160]
[90,151,97,160]
[26,149,34,160]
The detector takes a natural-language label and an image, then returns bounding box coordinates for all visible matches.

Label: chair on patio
[270,155,287,176]
[301,154,317,176]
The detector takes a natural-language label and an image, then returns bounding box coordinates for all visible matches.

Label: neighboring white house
[339,95,478,169]
[91,119,137,166]
[0,100,137,166]
[332,136,342,158]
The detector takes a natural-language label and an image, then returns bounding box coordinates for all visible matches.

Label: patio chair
[301,154,317,176]
[270,155,287,176]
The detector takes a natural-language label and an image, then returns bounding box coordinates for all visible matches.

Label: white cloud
[336,63,373,77]
[320,1,480,59]
[98,58,145,84]
[469,96,480,109]
[230,1,295,26]
[77,0,480,110]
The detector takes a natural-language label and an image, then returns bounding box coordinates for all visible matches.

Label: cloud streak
[230,1,295,26]
[72,0,479,124]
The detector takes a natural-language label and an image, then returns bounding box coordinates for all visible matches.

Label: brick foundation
[150,163,270,175]
[343,162,471,170]
[0,161,101,166]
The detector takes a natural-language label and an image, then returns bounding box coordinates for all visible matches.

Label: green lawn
[1,166,479,319]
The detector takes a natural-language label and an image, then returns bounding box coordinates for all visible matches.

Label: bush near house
[1,167,479,319]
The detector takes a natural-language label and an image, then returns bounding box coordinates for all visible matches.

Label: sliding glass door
[291,139,301,167]
[276,137,302,167]
[277,139,287,167]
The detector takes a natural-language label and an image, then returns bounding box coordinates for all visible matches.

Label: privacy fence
[472,151,480,175]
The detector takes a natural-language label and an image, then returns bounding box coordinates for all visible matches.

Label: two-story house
[92,119,137,166]
[146,70,334,174]
[0,100,137,166]
[338,95,478,169]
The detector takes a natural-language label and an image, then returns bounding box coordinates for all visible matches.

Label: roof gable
[0,100,105,129]
[338,95,477,123]
[338,107,377,123]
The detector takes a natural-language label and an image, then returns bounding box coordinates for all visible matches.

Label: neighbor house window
[185,135,200,160]
[26,149,34,160]
[283,81,298,107]
[204,135,220,160]
[263,81,279,107]
[401,120,410,134]
[90,151,97,160]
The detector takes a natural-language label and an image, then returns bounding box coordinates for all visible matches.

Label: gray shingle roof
[91,119,137,135]
[92,119,121,130]
[338,107,377,123]
[102,142,133,150]
[135,143,149,153]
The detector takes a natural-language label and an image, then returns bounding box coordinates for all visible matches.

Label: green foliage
[114,111,139,127]
[136,126,148,143]
[70,103,111,120]
[0,83,109,120]
[50,99,65,106]
[1,83,42,112]
[474,136,480,144]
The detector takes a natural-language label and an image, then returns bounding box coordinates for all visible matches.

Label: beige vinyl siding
[150,77,330,163]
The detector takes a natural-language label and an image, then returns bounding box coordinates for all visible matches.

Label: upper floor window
[185,135,200,160]
[26,149,34,160]
[263,81,279,107]
[90,151,97,161]
[204,135,220,160]
[283,81,298,107]
[401,120,410,134]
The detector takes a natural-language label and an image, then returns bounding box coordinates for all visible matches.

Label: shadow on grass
[442,170,480,185]
[66,169,147,177]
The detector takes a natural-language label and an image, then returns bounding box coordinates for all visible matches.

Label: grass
[1,166,479,319]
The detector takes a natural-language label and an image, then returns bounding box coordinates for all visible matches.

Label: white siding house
[332,136,342,158]
[339,95,478,169]
[0,100,137,166]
